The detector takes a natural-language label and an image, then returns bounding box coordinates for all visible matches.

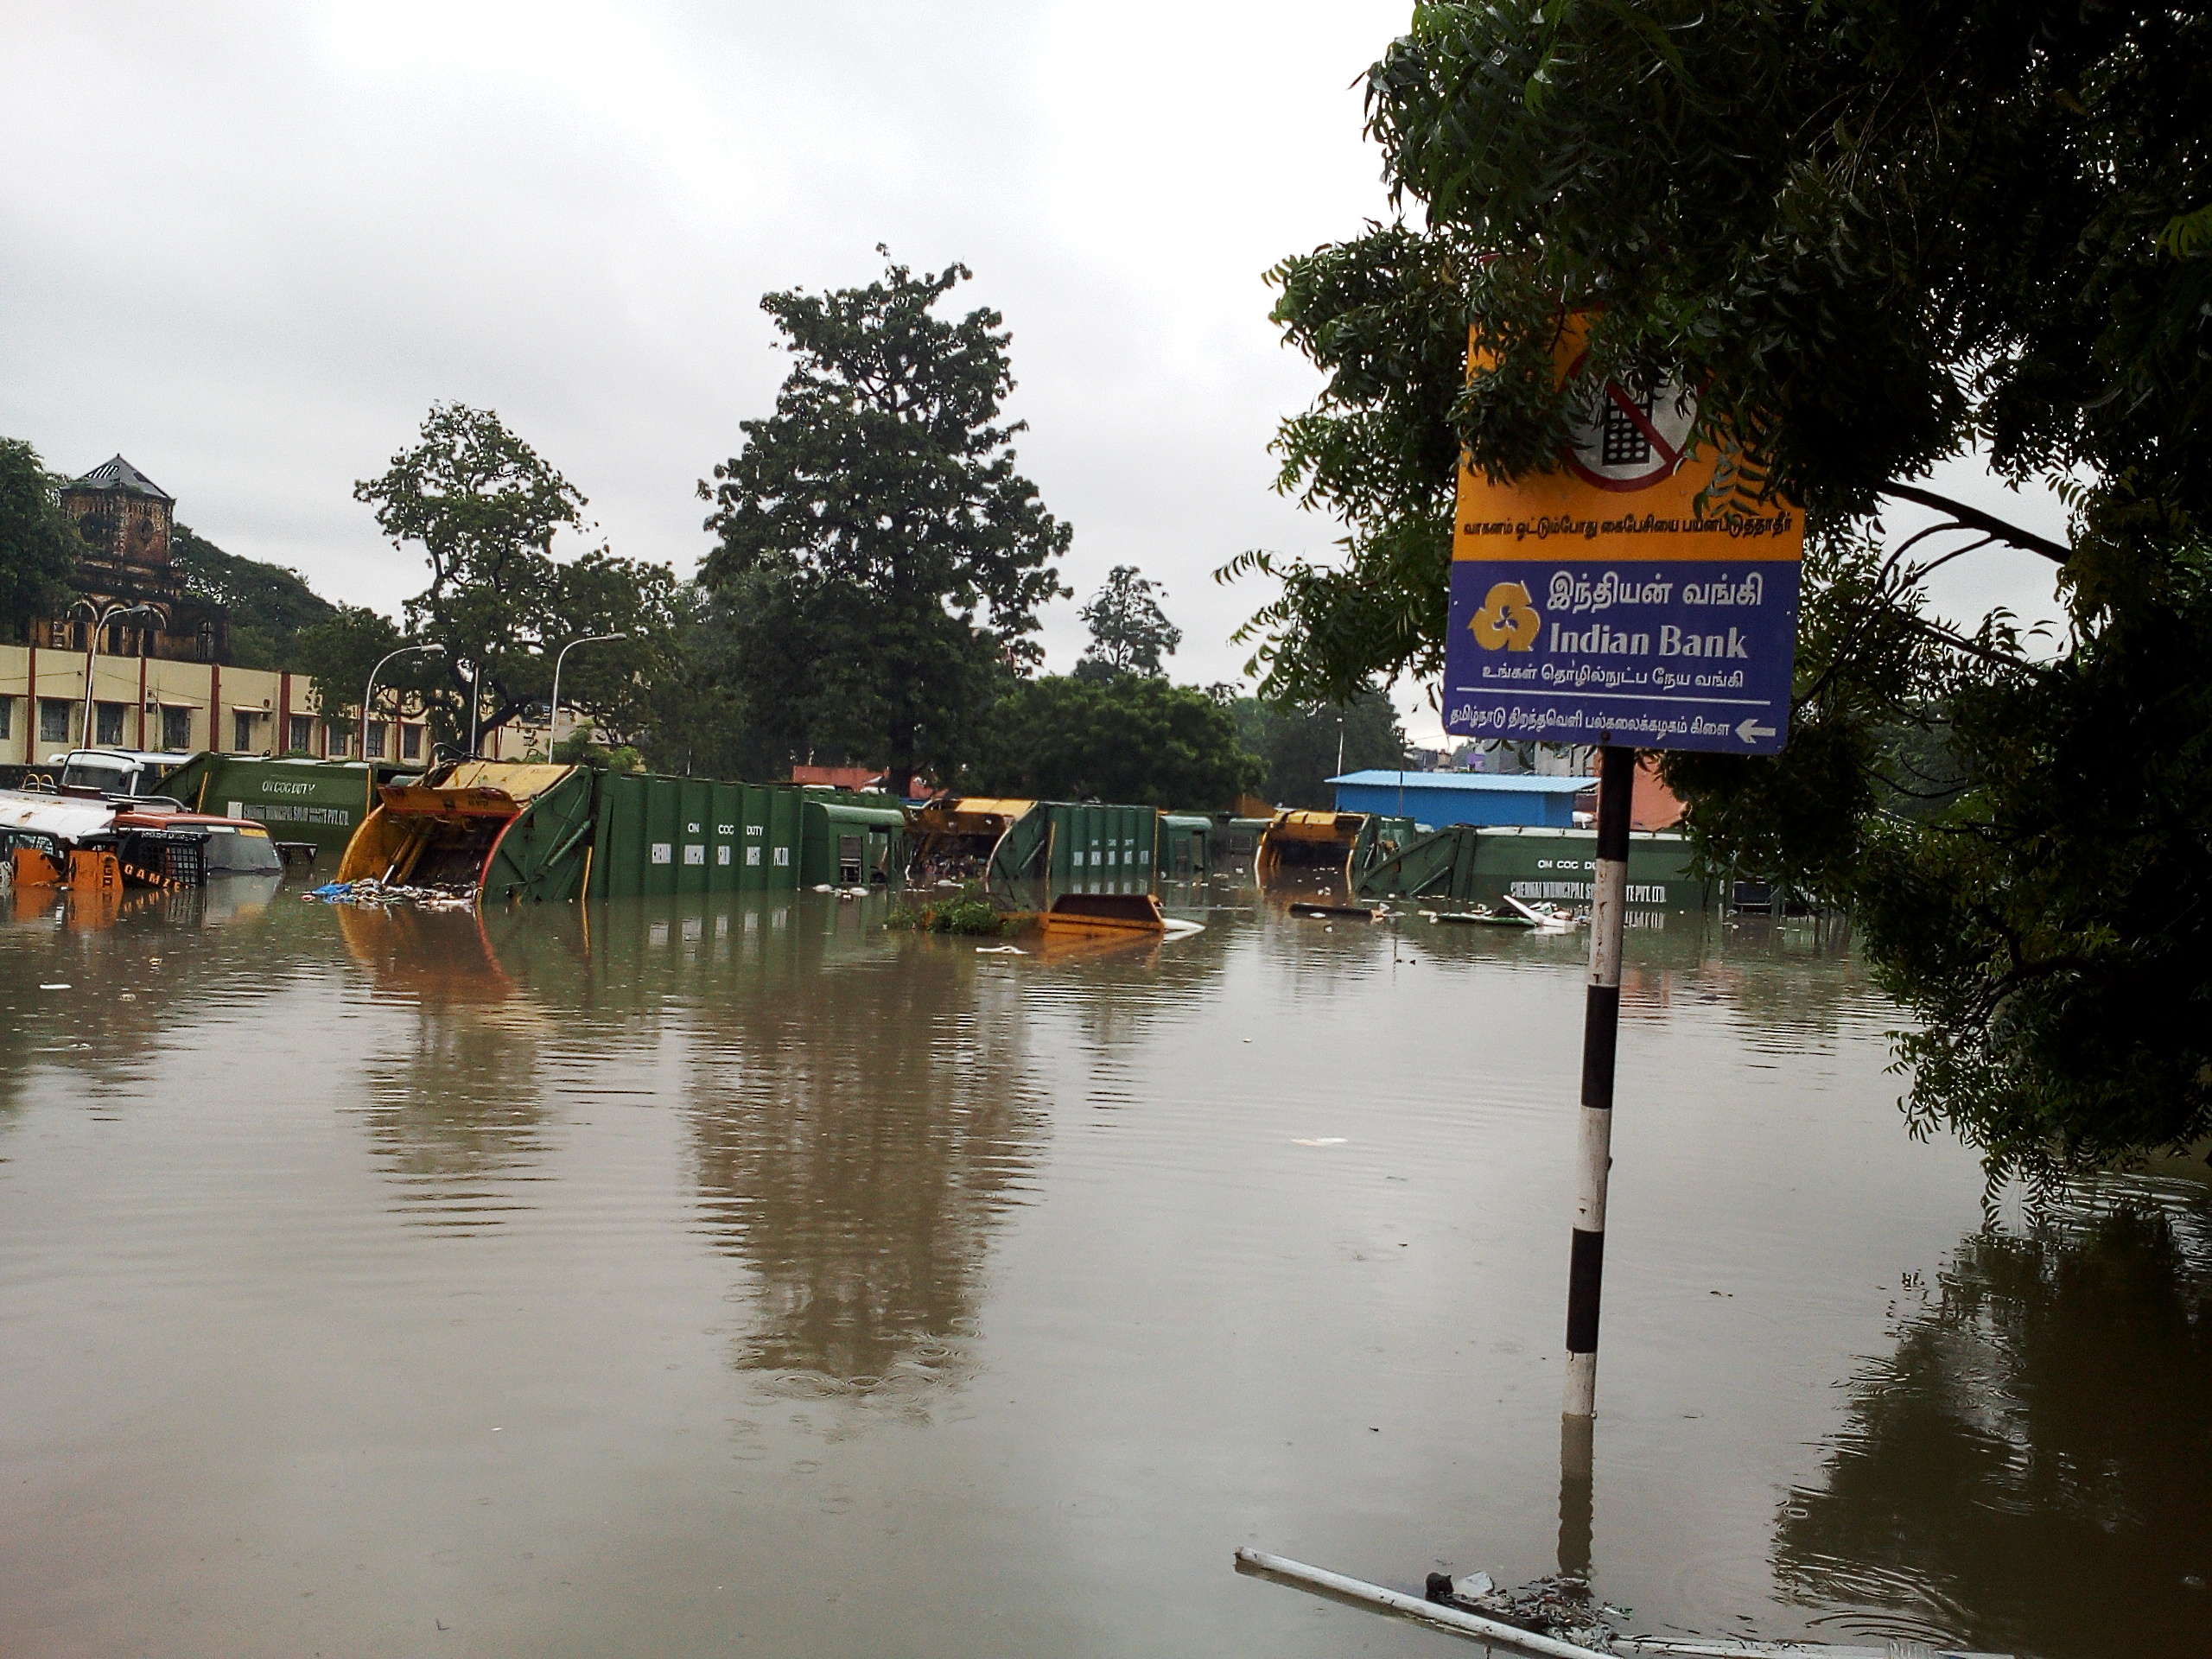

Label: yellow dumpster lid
[1269,809,1363,839]
[944,797,1033,819]
[442,760,576,806]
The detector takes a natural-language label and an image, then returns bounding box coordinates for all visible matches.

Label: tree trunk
[882,734,912,800]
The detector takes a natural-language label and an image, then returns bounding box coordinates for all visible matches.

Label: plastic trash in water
[975,944,1027,955]
[1423,1568,1629,1653]
[302,877,474,912]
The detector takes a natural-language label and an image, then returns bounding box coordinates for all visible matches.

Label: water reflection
[1777,1178,2212,1659]
[677,918,1050,1408]
[340,905,557,1232]
[0,873,294,1119]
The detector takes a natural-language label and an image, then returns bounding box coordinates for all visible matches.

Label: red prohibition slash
[1561,351,1689,493]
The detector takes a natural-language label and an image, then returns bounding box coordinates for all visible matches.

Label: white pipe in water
[1235,1549,2015,1659]
[1233,1548,1615,1657]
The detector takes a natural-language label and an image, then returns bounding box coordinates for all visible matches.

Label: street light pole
[73,601,160,753]
[361,642,444,816]
[548,632,626,761]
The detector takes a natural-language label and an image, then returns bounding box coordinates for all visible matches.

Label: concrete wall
[0,642,332,762]
[1,643,543,767]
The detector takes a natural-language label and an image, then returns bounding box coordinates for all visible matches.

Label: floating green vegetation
[884,882,1017,937]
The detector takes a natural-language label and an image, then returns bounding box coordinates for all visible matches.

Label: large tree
[0,438,84,644]
[169,524,336,670]
[1076,563,1181,681]
[699,256,1071,791]
[967,676,1261,810]
[349,404,680,749]
[1225,3,2212,1183]
[293,603,404,748]
[1232,688,1411,810]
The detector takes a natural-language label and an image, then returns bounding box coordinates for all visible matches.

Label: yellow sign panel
[1452,318,1802,564]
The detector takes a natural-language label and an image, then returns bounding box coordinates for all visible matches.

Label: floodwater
[2,878,2206,1659]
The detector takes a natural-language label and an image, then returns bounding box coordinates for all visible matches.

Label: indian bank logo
[1470,582,1541,652]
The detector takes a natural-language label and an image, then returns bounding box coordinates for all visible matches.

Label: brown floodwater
[2,876,2206,1658]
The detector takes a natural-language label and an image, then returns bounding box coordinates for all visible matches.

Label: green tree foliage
[1076,563,1181,681]
[632,585,759,779]
[699,255,1071,791]
[290,604,404,745]
[353,404,681,749]
[1230,688,1409,809]
[168,524,337,670]
[968,676,1261,809]
[1225,2,2212,1184]
[1218,221,1467,703]
[0,438,85,643]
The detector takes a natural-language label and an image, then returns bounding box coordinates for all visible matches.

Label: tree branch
[1879,482,2072,563]
[1899,614,2040,671]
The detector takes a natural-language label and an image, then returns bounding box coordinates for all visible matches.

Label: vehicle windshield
[60,761,134,793]
[203,827,283,874]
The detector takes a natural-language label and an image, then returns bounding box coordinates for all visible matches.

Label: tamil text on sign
[1444,327,1804,755]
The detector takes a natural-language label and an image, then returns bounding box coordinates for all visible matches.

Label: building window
[0,696,10,741]
[365,721,387,760]
[96,702,125,746]
[233,709,257,751]
[39,698,73,745]
[401,722,423,761]
[162,705,193,752]
[288,714,314,752]
[106,623,125,655]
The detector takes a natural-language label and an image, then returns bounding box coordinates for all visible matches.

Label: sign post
[1442,319,1802,1448]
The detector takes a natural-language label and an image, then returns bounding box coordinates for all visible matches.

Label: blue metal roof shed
[1328,769,1595,828]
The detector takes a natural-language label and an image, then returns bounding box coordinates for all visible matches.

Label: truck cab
[48,748,197,798]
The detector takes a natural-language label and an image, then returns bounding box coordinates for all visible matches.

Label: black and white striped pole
[1565,742,1635,1423]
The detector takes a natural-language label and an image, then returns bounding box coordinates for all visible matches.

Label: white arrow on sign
[1736,718,1777,744]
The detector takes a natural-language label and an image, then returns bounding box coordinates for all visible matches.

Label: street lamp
[547,633,625,761]
[71,601,162,753]
[361,642,443,814]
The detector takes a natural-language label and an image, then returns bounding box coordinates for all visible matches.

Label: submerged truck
[157,753,410,868]
[1,787,280,893]
[1254,810,1421,893]
[1354,823,1708,913]
[904,798,1158,894]
[798,795,906,887]
[583,772,804,899]
[337,760,596,901]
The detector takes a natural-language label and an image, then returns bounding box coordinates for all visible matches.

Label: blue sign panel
[1444,557,1801,755]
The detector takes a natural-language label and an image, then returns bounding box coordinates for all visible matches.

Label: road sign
[1444,323,1803,755]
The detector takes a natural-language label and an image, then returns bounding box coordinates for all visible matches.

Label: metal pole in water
[1564,743,1635,1422]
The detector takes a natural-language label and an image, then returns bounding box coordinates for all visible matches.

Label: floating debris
[303,879,474,912]
[1427,1570,1626,1651]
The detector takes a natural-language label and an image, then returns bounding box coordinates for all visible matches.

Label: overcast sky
[1,2,2069,745]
